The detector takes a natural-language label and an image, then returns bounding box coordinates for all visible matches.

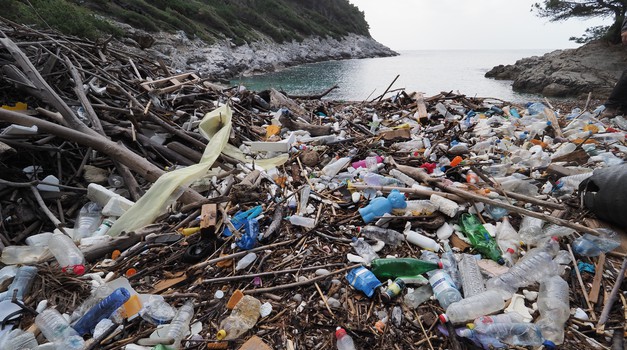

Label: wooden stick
[64,54,105,136]
[588,253,606,304]
[348,183,464,202]
[376,74,400,103]
[567,244,597,321]
[314,282,336,318]
[201,263,343,284]
[30,186,68,235]
[597,257,627,333]
[244,264,360,295]
[190,240,296,271]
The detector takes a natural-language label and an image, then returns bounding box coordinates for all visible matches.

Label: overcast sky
[349,0,609,50]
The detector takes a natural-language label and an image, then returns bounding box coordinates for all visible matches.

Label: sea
[230,49,553,103]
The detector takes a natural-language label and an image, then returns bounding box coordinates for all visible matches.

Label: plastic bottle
[298,185,311,215]
[495,217,521,259]
[360,173,403,187]
[472,312,525,332]
[73,202,102,239]
[572,231,621,257]
[223,206,263,237]
[517,216,545,247]
[381,278,406,303]
[429,270,463,310]
[351,238,379,264]
[459,254,486,298]
[73,287,131,335]
[320,157,351,178]
[217,295,261,340]
[235,252,257,271]
[485,251,558,298]
[536,276,569,344]
[1,265,37,301]
[352,156,383,169]
[466,322,555,348]
[403,285,433,309]
[335,327,356,350]
[345,266,382,298]
[36,309,85,350]
[358,226,405,247]
[236,218,259,250]
[440,242,462,288]
[440,289,506,324]
[47,232,86,275]
[93,217,116,236]
[166,300,195,348]
[370,258,441,281]
[389,169,417,186]
[460,214,504,264]
[0,329,38,349]
[405,228,441,251]
[287,215,316,229]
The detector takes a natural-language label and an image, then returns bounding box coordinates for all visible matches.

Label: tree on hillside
[532,0,627,44]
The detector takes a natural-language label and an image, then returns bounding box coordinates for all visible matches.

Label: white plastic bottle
[166,300,195,349]
[405,229,441,251]
[440,289,505,324]
[35,309,85,350]
[287,215,316,229]
[536,275,569,344]
[335,327,356,350]
[73,202,102,239]
[458,254,486,298]
[48,233,85,275]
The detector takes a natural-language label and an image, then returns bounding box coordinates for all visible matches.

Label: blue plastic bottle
[73,287,130,335]
[345,267,381,298]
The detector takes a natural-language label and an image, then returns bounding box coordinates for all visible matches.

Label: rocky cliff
[486,41,627,99]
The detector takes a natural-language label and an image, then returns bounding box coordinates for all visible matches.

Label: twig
[597,257,627,333]
[30,186,68,235]
[244,264,360,295]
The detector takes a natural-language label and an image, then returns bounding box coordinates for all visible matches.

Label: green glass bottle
[460,213,505,265]
[370,258,442,280]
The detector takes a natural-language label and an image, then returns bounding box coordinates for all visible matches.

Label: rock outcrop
[115,24,397,81]
[486,41,627,99]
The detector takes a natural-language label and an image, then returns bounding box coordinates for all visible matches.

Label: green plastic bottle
[370,258,442,281]
[460,214,505,265]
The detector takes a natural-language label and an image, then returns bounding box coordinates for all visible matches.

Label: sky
[349,0,610,50]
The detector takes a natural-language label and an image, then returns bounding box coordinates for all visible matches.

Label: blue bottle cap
[542,340,556,349]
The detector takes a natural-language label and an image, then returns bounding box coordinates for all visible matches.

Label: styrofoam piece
[504,294,533,322]
[246,132,295,153]
[436,222,454,240]
[37,175,60,192]
[430,194,459,217]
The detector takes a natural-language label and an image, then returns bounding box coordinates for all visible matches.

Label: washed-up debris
[0,19,626,350]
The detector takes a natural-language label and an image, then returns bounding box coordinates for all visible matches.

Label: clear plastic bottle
[287,215,316,229]
[429,270,463,310]
[495,217,521,256]
[0,329,38,349]
[470,322,554,348]
[351,238,379,264]
[472,312,525,332]
[536,276,569,344]
[217,295,261,340]
[36,309,85,350]
[166,300,195,348]
[518,216,545,247]
[485,251,558,297]
[358,226,405,247]
[235,252,257,271]
[440,243,462,289]
[73,202,102,239]
[360,173,404,187]
[440,290,505,324]
[1,265,37,301]
[47,233,86,275]
[572,231,621,257]
[73,287,131,335]
[459,254,486,298]
[335,327,356,350]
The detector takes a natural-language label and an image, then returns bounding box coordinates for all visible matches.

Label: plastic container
[73,287,131,335]
[73,202,102,239]
[485,251,558,298]
[93,217,116,236]
[464,322,554,348]
[47,232,86,275]
[460,214,504,264]
[346,266,382,298]
[320,157,351,178]
[166,300,195,348]
[429,270,463,310]
[236,218,259,250]
[217,295,261,340]
[495,217,521,259]
[441,290,505,324]
[361,173,403,187]
[572,231,621,257]
[370,258,441,281]
[358,226,405,247]
[236,252,257,271]
[536,276,570,344]
[472,312,525,332]
[335,327,356,350]
[440,243,462,288]
[405,229,441,251]
[381,278,406,303]
[1,265,37,301]
[351,238,379,264]
[459,254,486,298]
[403,285,433,309]
[0,329,38,349]
[389,169,417,186]
[352,156,383,169]
[36,309,85,350]
[518,216,545,247]
[287,215,316,229]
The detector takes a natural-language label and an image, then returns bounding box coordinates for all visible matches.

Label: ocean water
[231,49,553,103]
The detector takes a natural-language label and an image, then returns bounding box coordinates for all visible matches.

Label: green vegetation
[1,0,371,44]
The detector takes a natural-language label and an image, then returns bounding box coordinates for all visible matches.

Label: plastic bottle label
[429,271,457,296]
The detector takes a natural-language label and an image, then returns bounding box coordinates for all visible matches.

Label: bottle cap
[73,264,86,275]
[438,314,449,324]
[437,261,443,269]
[543,340,556,349]
[216,330,227,340]
[506,248,515,254]
[497,257,505,265]
[466,323,475,330]
[335,327,347,339]
[550,236,559,242]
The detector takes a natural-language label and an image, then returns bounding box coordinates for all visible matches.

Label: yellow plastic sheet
[108,104,288,237]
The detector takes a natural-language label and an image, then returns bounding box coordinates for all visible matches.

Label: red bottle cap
[439,314,449,324]
[438,261,443,269]
[335,327,347,339]
[73,264,86,275]
[506,248,515,254]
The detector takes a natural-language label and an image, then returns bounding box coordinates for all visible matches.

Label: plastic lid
[438,314,448,324]
[437,261,443,269]
[73,265,86,275]
[216,330,227,340]
[543,340,556,349]
[335,327,347,339]
[497,257,505,265]
[550,236,559,241]
[506,248,515,254]
[466,323,475,330]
